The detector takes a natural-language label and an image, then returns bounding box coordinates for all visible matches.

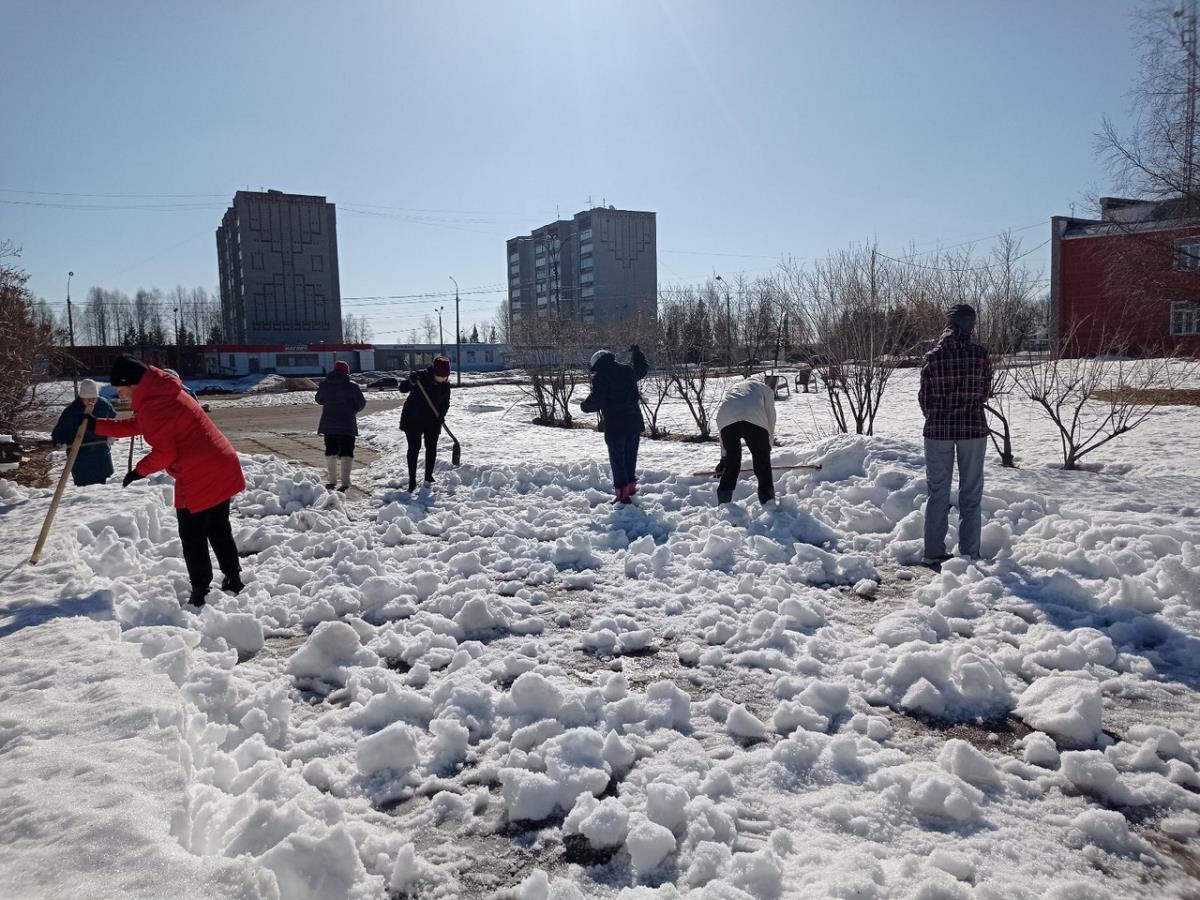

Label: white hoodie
[715,378,776,439]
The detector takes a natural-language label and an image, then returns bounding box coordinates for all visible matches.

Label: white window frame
[1174,238,1200,271]
[1170,300,1200,335]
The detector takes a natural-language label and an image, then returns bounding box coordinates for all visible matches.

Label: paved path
[205,400,403,491]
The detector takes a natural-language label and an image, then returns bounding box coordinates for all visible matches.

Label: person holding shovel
[399,355,452,492]
[713,375,777,506]
[316,360,366,491]
[50,379,116,486]
[91,355,246,608]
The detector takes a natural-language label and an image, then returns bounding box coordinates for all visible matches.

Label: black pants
[177,500,240,591]
[718,422,774,502]
[404,427,440,482]
[324,434,356,457]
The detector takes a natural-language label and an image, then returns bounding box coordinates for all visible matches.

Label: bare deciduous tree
[0,241,59,435]
[785,246,916,435]
[420,314,438,344]
[1097,3,1200,206]
[342,313,373,343]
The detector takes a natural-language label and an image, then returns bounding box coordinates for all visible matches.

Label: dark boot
[717,490,734,504]
[187,587,208,607]
[221,574,244,595]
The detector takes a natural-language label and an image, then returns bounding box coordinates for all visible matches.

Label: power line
[0,198,223,210]
[0,188,227,199]
[873,238,1051,272]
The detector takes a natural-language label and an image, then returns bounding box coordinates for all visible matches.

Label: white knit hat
[589,349,614,370]
[78,379,100,399]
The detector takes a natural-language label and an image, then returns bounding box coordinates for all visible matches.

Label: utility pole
[66,271,77,394]
[437,306,445,355]
[450,275,461,385]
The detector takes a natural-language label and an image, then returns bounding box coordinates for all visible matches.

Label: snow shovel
[30,419,87,565]
[692,463,823,477]
[415,378,462,466]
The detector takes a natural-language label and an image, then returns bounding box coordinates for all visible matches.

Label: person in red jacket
[93,356,247,607]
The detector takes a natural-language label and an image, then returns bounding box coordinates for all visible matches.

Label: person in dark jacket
[580,345,649,504]
[399,355,451,491]
[93,355,246,607]
[317,360,366,491]
[163,369,198,401]
[918,304,994,568]
[50,378,116,486]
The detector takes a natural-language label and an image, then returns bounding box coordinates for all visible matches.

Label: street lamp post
[715,274,732,368]
[437,306,445,355]
[450,275,461,386]
[66,271,77,394]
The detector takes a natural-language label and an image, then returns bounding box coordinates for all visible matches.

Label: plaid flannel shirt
[918,329,993,441]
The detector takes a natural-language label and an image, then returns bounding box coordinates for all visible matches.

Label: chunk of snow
[625,817,676,875]
[356,721,420,776]
[1015,675,1103,747]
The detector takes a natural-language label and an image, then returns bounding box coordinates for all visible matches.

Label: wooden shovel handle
[414,377,459,444]
[30,418,88,564]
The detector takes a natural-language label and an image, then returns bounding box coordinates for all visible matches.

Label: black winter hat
[109,354,148,386]
[946,304,977,333]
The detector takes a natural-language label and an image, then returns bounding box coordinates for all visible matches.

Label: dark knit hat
[432,356,451,378]
[109,354,148,387]
[946,304,977,333]
[332,360,350,374]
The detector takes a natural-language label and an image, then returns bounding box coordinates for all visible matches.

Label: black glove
[714,458,726,475]
[123,468,145,488]
[630,344,641,354]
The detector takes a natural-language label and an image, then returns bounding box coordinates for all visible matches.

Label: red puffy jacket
[96,367,245,512]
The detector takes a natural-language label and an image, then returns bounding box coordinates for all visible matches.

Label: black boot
[717,490,734,504]
[407,470,417,492]
[187,587,208,608]
[221,574,245,595]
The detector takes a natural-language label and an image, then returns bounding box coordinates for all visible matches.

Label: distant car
[369,376,400,390]
[197,385,234,396]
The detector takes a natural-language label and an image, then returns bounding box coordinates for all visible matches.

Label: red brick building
[1051,197,1200,356]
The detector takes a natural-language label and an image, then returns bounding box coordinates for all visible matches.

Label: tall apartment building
[506,206,656,328]
[216,190,343,344]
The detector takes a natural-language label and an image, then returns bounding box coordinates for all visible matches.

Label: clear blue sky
[3,1,1143,341]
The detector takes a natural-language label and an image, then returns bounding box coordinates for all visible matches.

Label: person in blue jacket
[50,378,117,486]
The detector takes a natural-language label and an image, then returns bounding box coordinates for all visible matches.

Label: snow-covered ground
[2,370,1199,899]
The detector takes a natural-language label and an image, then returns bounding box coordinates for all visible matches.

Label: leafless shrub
[509,309,587,427]
[1012,322,1198,468]
[985,367,1018,468]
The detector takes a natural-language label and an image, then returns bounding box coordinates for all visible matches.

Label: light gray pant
[923,438,985,559]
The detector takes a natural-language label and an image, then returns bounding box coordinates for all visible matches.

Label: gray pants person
[923,438,985,560]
